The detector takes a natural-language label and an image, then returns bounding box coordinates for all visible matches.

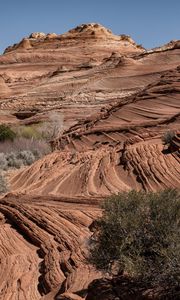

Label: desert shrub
[17,150,35,165]
[6,152,23,169]
[0,138,50,171]
[5,151,37,169]
[0,148,46,170]
[89,190,180,289]
[16,125,42,139]
[39,111,64,140]
[0,138,50,156]
[162,130,175,145]
[0,124,16,142]
[0,153,8,170]
[0,173,8,194]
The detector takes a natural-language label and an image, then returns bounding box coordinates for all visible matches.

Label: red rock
[0,24,179,300]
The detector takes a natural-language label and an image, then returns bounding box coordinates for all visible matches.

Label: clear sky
[0,0,179,54]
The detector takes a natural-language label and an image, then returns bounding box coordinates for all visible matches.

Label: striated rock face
[11,68,180,196]
[0,24,180,300]
[17,38,32,50]
[0,75,11,95]
[0,23,179,128]
[0,194,102,300]
[170,132,180,152]
[0,23,146,127]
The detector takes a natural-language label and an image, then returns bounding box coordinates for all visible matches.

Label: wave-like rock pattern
[0,24,143,127]
[0,195,101,299]
[0,25,180,300]
[10,142,180,198]
[0,214,40,299]
[0,24,179,128]
[11,68,180,196]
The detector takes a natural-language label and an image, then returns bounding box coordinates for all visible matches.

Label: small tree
[0,124,16,142]
[89,190,180,290]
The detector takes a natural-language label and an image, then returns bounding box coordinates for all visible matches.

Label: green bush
[89,190,180,288]
[0,124,16,142]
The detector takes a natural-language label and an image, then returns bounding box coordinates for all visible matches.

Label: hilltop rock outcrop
[1,23,179,128]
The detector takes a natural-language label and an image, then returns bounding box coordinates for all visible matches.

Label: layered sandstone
[0,24,180,300]
[11,68,180,196]
[0,24,179,128]
[0,194,102,300]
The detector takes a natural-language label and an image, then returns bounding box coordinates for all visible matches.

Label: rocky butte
[0,24,179,299]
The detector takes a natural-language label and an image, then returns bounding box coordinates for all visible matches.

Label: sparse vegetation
[0,113,63,171]
[6,152,23,169]
[0,124,16,142]
[0,153,8,170]
[0,135,50,170]
[162,130,175,145]
[89,190,180,291]
[39,111,64,140]
[17,150,36,165]
[0,122,51,172]
[0,173,8,194]
[16,125,42,139]
[0,149,46,170]
[0,137,50,155]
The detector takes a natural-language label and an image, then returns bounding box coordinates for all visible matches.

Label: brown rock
[56,292,83,299]
[29,32,46,39]
[0,23,179,300]
[10,68,180,197]
[17,38,32,49]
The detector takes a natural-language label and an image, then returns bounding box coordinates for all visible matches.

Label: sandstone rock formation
[0,24,179,128]
[29,32,47,39]
[11,67,180,196]
[0,75,11,95]
[0,24,179,300]
[0,194,102,299]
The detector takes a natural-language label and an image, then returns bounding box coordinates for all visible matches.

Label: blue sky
[0,0,179,54]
